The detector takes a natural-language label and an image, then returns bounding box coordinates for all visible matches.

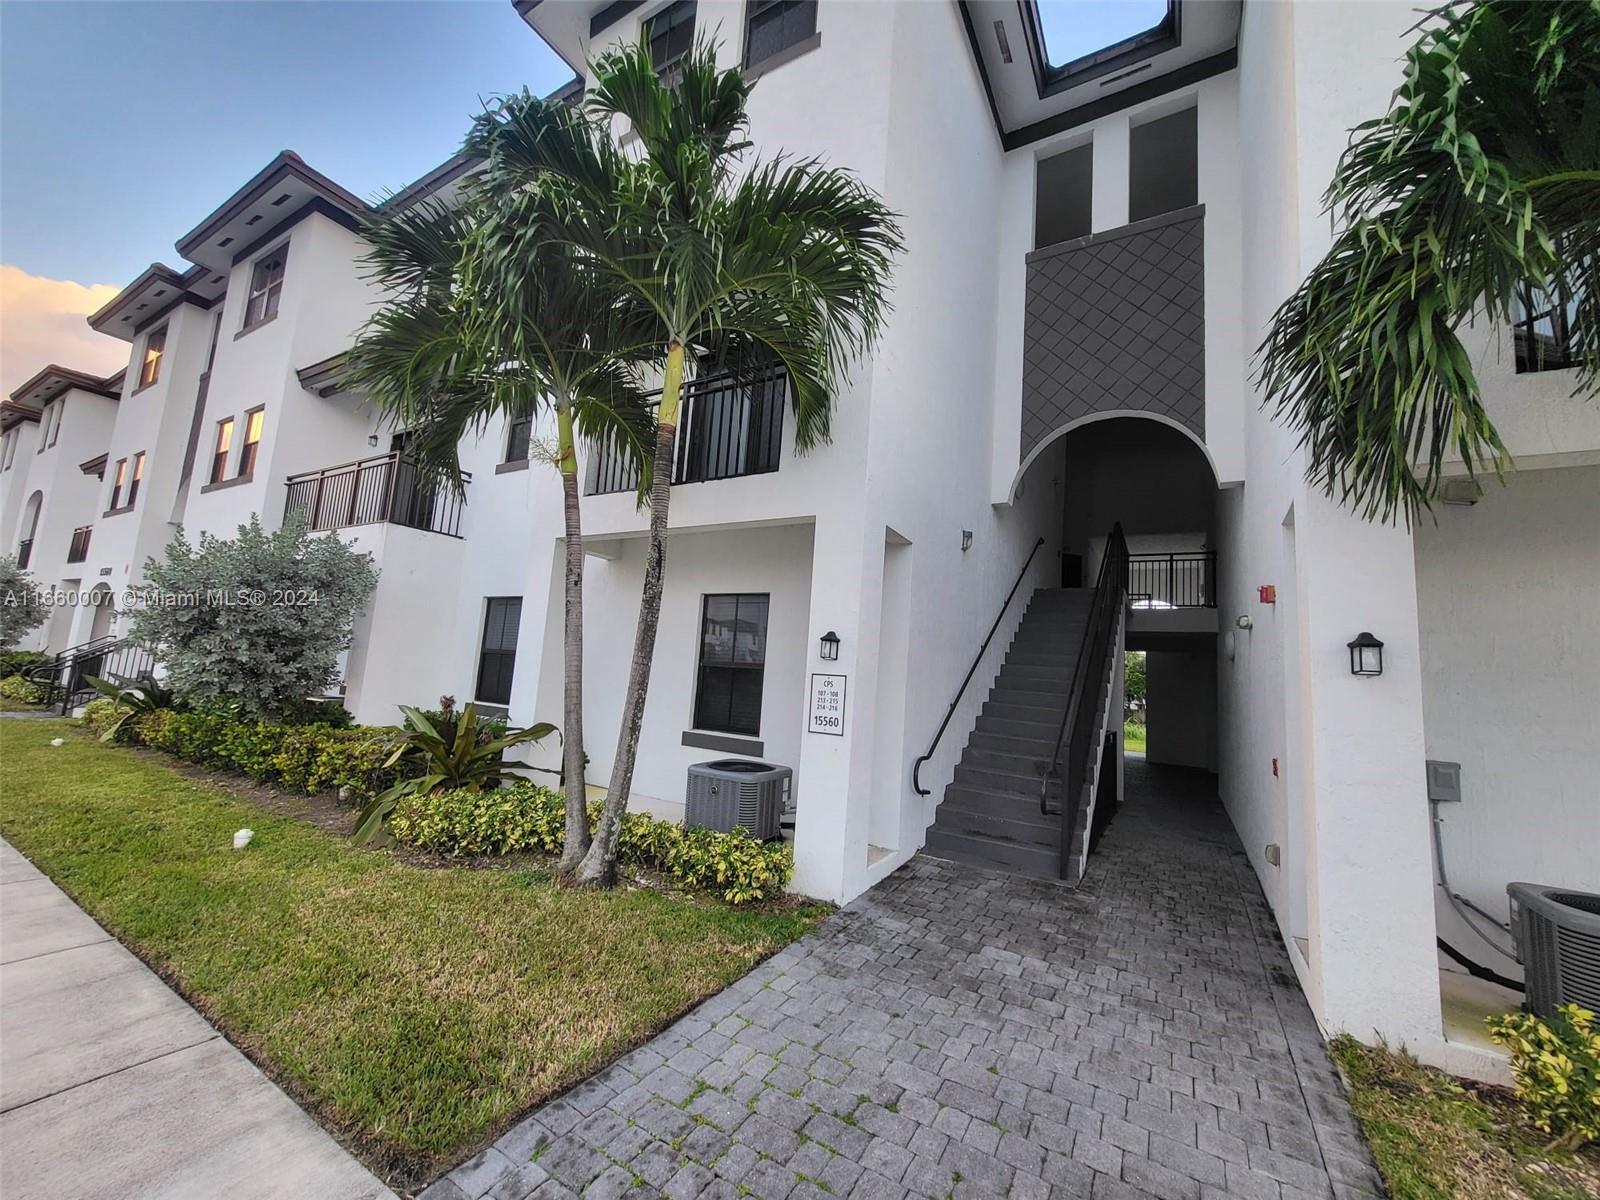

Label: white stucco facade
[4,0,1594,1083]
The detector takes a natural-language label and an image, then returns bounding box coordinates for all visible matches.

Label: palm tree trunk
[554,404,591,875]
[576,342,684,887]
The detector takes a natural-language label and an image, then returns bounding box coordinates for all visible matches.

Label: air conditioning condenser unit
[685,759,791,840]
[1508,883,1600,1018]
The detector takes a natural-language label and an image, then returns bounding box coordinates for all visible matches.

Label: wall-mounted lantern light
[1347,631,1384,677]
[819,630,840,661]
[367,433,380,448]
[961,530,973,552]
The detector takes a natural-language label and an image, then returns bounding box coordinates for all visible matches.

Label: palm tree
[468,39,903,886]
[1258,0,1598,524]
[346,191,654,872]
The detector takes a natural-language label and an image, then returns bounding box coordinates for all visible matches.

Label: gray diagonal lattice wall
[1022,205,1205,460]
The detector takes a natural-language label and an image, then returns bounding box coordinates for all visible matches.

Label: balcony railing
[16,538,32,570]
[1127,551,1216,609]
[284,453,468,538]
[587,368,786,496]
[67,526,92,564]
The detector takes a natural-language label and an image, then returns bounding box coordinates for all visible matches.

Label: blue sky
[0,1,573,287]
[1035,0,1169,67]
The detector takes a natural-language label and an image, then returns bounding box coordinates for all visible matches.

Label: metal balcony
[284,453,468,538]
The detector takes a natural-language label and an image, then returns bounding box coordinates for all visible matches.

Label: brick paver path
[426,759,1383,1200]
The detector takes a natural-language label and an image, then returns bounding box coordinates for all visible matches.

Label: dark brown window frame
[692,592,769,737]
[475,596,523,707]
[139,325,167,389]
[743,0,818,71]
[108,457,128,511]
[210,417,235,485]
[503,414,532,465]
[238,406,265,479]
[645,0,697,83]
[243,243,288,331]
[127,451,146,508]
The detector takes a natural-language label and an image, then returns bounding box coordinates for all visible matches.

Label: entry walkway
[0,839,392,1200]
[431,760,1382,1200]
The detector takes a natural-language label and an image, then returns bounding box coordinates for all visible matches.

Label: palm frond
[1257,0,1600,524]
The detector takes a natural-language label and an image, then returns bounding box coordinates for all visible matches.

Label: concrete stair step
[959,745,1050,775]
[967,730,1057,758]
[941,784,1057,822]
[983,699,1069,724]
[996,668,1072,693]
[974,713,1058,741]
[931,804,1060,848]
[922,828,1061,880]
[953,762,1047,796]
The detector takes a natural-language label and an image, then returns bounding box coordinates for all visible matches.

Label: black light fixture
[1347,631,1384,677]
[819,630,840,661]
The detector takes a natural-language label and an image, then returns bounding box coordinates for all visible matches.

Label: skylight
[1034,0,1172,69]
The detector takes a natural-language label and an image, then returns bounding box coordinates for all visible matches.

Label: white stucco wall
[1414,464,1600,981]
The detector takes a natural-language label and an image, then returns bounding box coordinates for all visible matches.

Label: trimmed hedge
[0,674,46,705]
[0,650,49,678]
[124,709,400,800]
[390,782,794,904]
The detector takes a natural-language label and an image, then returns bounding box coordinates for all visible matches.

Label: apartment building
[3,0,1594,1084]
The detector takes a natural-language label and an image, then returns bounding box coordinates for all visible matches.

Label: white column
[1090,116,1131,234]
[1298,490,1442,1047]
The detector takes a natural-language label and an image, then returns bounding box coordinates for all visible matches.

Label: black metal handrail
[912,537,1046,796]
[1127,550,1215,609]
[24,635,155,714]
[1040,525,1128,879]
[587,368,786,496]
[283,453,469,538]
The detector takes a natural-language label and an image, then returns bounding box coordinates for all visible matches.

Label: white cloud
[0,265,128,400]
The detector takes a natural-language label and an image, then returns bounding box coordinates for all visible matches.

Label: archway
[88,583,116,643]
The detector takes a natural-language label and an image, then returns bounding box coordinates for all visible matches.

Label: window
[140,326,166,387]
[244,245,288,329]
[210,418,234,484]
[504,415,532,464]
[35,404,52,453]
[645,1,696,83]
[1035,142,1093,248]
[1,429,15,470]
[744,0,816,69]
[1129,107,1197,222]
[476,597,523,706]
[49,400,63,446]
[109,458,128,510]
[1030,0,1176,92]
[127,452,145,508]
[238,407,264,477]
[1513,279,1583,373]
[693,593,768,736]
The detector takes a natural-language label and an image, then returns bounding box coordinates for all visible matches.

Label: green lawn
[1123,720,1147,753]
[0,721,826,1188]
[1331,1036,1599,1200]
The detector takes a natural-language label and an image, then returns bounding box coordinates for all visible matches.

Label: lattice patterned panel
[1022,209,1205,459]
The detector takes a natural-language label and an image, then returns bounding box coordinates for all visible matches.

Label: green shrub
[389,782,794,904]
[0,674,45,705]
[79,697,123,737]
[0,649,49,678]
[1486,1004,1600,1149]
[127,709,400,800]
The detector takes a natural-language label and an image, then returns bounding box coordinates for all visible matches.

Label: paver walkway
[431,758,1383,1200]
[0,838,393,1200]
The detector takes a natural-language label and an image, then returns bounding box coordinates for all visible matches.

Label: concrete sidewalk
[0,838,393,1200]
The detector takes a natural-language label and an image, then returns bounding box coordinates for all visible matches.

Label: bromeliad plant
[353,704,556,843]
[84,675,181,742]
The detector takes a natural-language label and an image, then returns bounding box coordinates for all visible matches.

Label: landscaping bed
[0,720,827,1190]
[1331,1036,1600,1200]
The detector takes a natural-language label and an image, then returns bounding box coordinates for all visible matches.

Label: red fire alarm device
[1258,584,1277,604]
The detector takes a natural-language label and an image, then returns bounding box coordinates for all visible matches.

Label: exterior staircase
[924,588,1100,880]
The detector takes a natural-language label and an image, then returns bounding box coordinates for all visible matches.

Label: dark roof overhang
[296,351,353,398]
[175,150,373,273]
[8,364,122,407]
